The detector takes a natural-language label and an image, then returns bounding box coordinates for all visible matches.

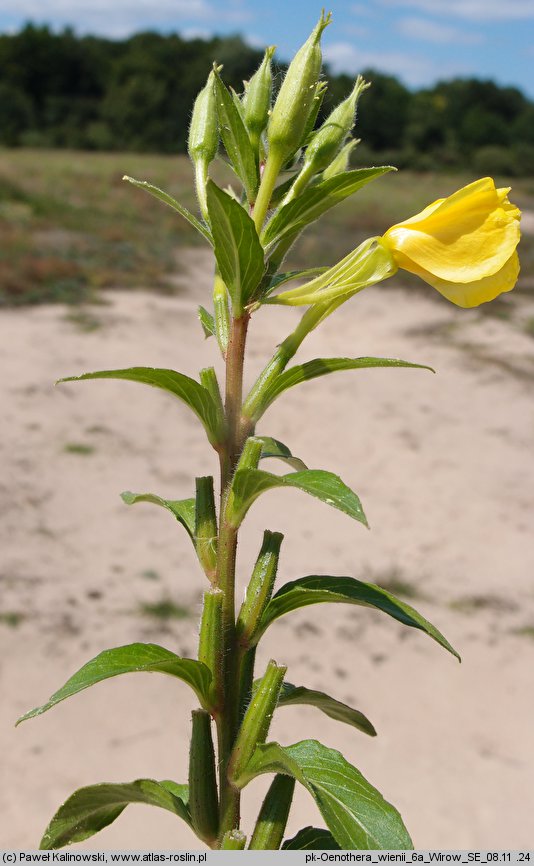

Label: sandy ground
[1,248,534,850]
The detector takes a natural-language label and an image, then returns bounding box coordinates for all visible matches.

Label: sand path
[1,251,534,848]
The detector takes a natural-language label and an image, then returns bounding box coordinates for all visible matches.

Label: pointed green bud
[281,76,369,206]
[267,12,331,164]
[188,709,219,845]
[198,588,224,710]
[249,774,296,849]
[228,659,286,787]
[236,530,284,646]
[322,137,359,180]
[300,79,328,149]
[303,75,369,175]
[188,69,220,220]
[221,829,247,849]
[188,69,219,163]
[195,476,218,580]
[243,46,275,150]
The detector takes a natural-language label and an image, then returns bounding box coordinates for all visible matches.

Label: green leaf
[262,167,395,251]
[213,73,259,202]
[254,356,434,417]
[123,176,212,244]
[17,644,212,725]
[40,779,191,849]
[257,436,308,471]
[283,827,340,850]
[206,181,265,310]
[259,575,460,659]
[237,740,413,850]
[57,367,223,446]
[278,683,376,737]
[198,305,215,338]
[121,491,196,541]
[228,468,367,529]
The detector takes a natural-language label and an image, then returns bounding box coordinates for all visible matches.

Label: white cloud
[323,41,474,87]
[396,17,484,44]
[378,0,534,21]
[0,0,251,38]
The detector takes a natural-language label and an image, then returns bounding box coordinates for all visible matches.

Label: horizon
[1,1,533,98]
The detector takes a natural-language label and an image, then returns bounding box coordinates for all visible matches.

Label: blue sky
[1,0,533,97]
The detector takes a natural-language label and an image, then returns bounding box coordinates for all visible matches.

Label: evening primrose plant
[19,12,521,851]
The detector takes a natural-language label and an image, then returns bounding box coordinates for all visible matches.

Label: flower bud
[267,12,331,165]
[281,77,368,206]
[322,137,359,180]
[188,70,219,164]
[304,76,369,175]
[243,46,275,150]
[188,69,219,220]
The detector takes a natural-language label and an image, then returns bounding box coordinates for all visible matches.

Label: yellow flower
[381,177,521,308]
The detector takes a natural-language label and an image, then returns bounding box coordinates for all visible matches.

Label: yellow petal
[394,249,520,308]
[384,177,521,282]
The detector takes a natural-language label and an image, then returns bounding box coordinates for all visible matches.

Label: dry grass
[1,148,533,306]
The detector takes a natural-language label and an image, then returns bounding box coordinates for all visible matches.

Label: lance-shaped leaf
[227,468,367,529]
[58,367,223,447]
[252,356,434,420]
[206,181,265,311]
[283,827,340,850]
[121,491,196,542]
[257,436,308,471]
[236,739,413,850]
[40,779,191,849]
[213,72,259,202]
[123,176,212,244]
[17,644,212,725]
[198,305,215,339]
[258,575,460,659]
[262,167,394,251]
[277,682,376,737]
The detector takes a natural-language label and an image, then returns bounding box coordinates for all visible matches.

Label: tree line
[1,24,533,175]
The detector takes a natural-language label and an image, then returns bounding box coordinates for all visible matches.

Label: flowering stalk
[21,12,521,854]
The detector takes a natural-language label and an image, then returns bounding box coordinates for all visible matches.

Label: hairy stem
[215,311,250,843]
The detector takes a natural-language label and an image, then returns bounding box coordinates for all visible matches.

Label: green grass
[139,598,191,620]
[1,148,533,306]
[0,611,25,627]
[63,442,95,455]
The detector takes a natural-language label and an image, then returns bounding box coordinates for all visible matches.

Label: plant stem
[253,150,283,232]
[215,311,250,843]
